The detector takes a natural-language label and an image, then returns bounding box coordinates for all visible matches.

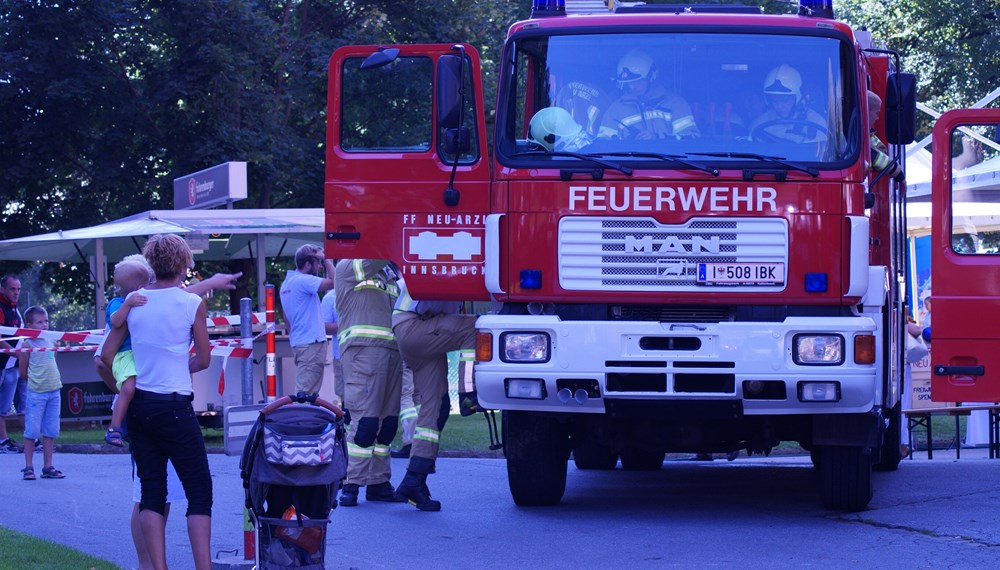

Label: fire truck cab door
[930,109,1000,401]
[325,44,490,300]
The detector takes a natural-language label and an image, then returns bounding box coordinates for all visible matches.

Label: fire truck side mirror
[437,54,464,130]
[359,47,400,71]
[885,72,916,145]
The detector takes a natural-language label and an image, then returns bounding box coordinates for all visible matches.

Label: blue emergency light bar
[799,0,835,18]
[531,0,566,18]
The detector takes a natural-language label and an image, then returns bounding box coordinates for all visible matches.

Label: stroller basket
[240,394,346,569]
[258,515,329,570]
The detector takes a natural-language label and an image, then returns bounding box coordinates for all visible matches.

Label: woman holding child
[102,233,213,570]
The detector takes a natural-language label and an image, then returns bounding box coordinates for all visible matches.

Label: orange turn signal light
[854,334,875,364]
[476,332,493,362]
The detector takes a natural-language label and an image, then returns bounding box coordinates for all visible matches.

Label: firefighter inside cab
[749,64,829,148]
[598,49,700,140]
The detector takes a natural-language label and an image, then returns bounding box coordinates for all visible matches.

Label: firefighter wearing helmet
[335,259,404,507]
[528,107,593,152]
[598,49,700,141]
[750,64,829,146]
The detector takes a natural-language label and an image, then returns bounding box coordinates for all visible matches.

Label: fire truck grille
[614,304,734,323]
[558,217,788,292]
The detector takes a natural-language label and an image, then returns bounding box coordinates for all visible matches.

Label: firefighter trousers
[400,363,418,445]
[341,344,402,486]
[393,312,476,471]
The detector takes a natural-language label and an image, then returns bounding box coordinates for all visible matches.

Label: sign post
[173,162,247,210]
[240,298,253,406]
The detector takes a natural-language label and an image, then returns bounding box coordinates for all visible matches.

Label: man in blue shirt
[279,244,335,395]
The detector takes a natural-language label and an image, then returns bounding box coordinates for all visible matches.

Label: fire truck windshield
[498,31,859,167]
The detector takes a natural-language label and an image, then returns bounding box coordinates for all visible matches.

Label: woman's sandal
[41,466,65,479]
[105,427,125,447]
[21,467,36,481]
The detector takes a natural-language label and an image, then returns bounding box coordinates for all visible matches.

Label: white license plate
[697,263,785,285]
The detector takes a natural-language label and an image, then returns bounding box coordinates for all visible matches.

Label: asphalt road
[1,449,998,569]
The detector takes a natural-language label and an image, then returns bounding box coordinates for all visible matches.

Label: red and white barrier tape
[207,312,265,327]
[0,326,105,345]
[207,324,275,347]
[0,323,272,359]
[0,345,98,354]
[1,313,268,345]
[0,343,254,358]
[209,346,253,359]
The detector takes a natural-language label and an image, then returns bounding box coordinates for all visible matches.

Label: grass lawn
[5,412,969,455]
[0,527,120,570]
[5,412,504,455]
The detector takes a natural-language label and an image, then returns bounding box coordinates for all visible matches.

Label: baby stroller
[240,393,347,569]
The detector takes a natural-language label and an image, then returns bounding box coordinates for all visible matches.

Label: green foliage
[838,0,1000,137]
[12,265,93,332]
[1,0,519,314]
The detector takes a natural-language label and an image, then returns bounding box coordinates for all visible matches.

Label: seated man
[750,64,828,145]
[598,49,700,141]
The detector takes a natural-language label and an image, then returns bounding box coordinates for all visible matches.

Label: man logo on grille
[625,234,721,255]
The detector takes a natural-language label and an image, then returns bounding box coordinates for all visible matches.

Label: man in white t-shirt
[280,244,335,395]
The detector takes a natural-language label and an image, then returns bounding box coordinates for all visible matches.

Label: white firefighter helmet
[762,64,802,101]
[616,49,656,84]
[528,107,584,151]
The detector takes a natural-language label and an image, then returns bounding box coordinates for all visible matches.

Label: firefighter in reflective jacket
[391,280,476,511]
[598,49,700,140]
[335,259,403,507]
[867,90,905,182]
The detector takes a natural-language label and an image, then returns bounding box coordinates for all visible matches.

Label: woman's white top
[128,287,202,395]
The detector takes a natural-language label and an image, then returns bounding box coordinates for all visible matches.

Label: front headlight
[793,334,844,365]
[500,332,550,363]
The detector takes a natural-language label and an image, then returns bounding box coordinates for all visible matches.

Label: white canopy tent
[904,86,1000,204]
[0,208,324,326]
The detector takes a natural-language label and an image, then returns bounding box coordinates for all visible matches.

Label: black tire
[503,411,570,506]
[572,443,618,470]
[619,446,665,471]
[819,445,873,512]
[874,403,902,471]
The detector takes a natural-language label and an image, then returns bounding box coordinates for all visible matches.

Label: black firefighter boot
[395,457,441,511]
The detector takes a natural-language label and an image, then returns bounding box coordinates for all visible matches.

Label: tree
[1,0,520,318]
[838,0,1000,137]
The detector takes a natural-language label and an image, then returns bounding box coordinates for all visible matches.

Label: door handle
[933,365,985,376]
[327,231,361,240]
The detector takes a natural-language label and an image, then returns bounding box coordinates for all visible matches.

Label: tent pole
[95,238,107,328]
[256,234,266,312]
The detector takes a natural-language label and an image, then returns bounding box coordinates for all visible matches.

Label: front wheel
[819,445,873,512]
[874,403,902,471]
[503,411,570,506]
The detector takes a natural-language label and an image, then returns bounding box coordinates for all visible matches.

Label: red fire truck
[324,0,1000,512]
